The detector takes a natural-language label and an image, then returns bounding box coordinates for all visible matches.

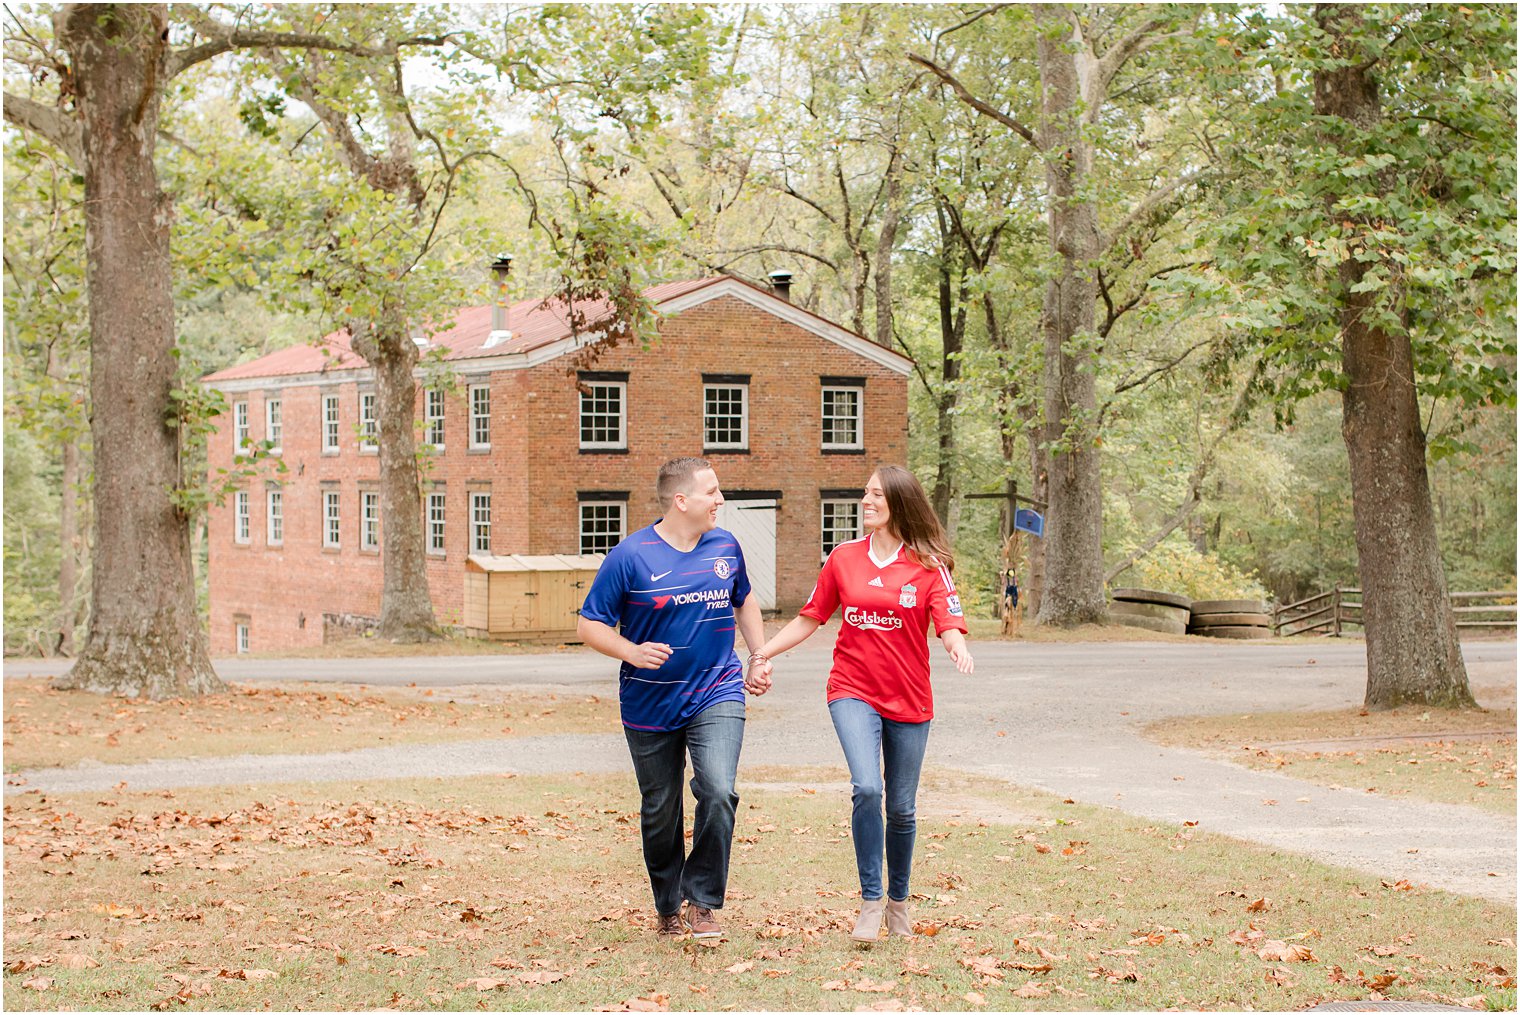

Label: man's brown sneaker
[682,903,722,939]
[656,912,685,938]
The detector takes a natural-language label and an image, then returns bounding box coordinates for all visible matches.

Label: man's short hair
[657,457,712,510]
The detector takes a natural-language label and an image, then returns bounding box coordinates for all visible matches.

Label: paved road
[6,639,1516,904]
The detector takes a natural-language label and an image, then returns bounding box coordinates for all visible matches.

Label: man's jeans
[828,696,931,902]
[623,701,745,915]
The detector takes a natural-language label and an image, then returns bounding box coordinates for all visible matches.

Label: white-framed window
[427,490,446,555]
[359,391,378,453]
[579,500,625,554]
[821,384,864,450]
[469,384,491,449]
[266,488,283,546]
[234,401,250,454]
[362,491,380,551]
[322,394,340,454]
[579,379,627,450]
[703,380,749,451]
[821,498,862,562]
[265,397,282,453]
[235,622,250,654]
[323,490,341,548]
[470,492,491,553]
[234,490,250,544]
[425,389,446,449]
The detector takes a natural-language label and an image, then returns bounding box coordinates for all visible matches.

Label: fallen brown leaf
[54,953,101,970]
[516,969,564,986]
[462,977,508,991]
[853,977,897,993]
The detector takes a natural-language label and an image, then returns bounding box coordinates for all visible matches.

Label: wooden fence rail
[1274,588,1516,637]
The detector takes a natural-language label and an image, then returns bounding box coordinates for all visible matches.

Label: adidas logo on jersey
[867,577,884,587]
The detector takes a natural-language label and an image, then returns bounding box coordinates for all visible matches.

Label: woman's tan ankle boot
[851,899,885,942]
[885,898,914,937]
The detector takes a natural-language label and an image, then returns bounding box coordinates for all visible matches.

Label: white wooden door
[717,499,777,610]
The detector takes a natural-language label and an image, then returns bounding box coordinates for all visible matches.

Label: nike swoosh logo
[651,570,673,581]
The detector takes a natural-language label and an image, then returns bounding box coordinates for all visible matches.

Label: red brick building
[202,276,911,653]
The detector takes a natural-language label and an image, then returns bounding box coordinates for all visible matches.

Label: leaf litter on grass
[3,769,1515,1012]
[2,677,617,770]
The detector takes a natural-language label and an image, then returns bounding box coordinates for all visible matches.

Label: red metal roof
[201,276,903,382]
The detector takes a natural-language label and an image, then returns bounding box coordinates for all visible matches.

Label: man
[577,457,770,940]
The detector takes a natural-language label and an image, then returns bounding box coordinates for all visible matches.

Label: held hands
[625,641,673,670]
[744,653,773,696]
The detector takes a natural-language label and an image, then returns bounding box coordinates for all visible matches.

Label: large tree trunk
[55,436,80,656]
[351,309,439,642]
[1033,6,1107,627]
[1022,403,1049,619]
[930,199,966,522]
[873,147,902,349]
[1314,4,1472,711]
[53,3,223,698]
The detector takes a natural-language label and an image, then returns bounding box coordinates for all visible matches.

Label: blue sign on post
[1014,508,1044,538]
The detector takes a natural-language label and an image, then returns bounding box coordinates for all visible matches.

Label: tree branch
[906,53,1040,149]
[936,4,1011,42]
[1111,337,1215,396]
[1104,375,1254,584]
[778,179,836,225]
[892,322,937,398]
[1100,170,1203,254]
[2,92,84,166]
[166,10,452,80]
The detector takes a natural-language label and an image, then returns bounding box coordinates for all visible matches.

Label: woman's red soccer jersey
[799,536,968,722]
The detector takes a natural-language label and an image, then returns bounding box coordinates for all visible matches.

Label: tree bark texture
[56,436,80,656]
[52,3,224,698]
[350,309,439,641]
[930,199,966,523]
[1313,4,1473,710]
[1022,402,1049,619]
[1033,6,1107,626]
[873,147,902,350]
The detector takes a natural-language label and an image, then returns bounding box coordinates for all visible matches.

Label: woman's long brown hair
[873,464,955,574]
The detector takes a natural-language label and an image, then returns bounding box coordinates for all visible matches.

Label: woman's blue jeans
[828,697,931,902]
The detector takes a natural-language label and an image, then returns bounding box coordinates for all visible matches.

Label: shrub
[1118,542,1270,602]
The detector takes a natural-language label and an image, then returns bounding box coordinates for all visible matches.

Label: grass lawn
[2,679,618,771]
[1147,703,1517,816]
[3,767,1514,1012]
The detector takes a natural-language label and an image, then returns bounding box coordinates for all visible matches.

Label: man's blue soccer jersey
[579,523,751,732]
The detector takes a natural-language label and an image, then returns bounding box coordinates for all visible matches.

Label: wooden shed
[463,553,605,642]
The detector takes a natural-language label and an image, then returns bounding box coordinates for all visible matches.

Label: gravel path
[6,638,1515,904]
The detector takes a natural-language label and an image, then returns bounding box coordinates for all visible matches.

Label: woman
[746,465,973,942]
